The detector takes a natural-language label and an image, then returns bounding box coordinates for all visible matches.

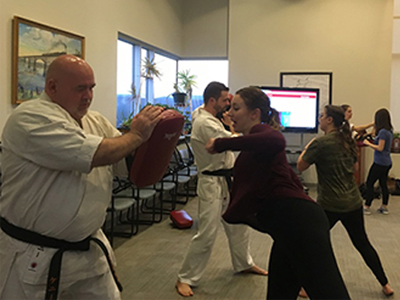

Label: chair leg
[150,193,163,223]
[140,197,158,223]
[110,209,114,246]
[176,179,197,198]
[102,212,114,247]
[160,187,181,213]
[142,189,177,218]
[124,203,140,234]
[174,180,190,205]
[131,201,138,235]
[132,187,159,225]
[111,203,138,237]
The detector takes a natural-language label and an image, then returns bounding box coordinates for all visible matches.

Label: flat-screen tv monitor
[259,86,319,133]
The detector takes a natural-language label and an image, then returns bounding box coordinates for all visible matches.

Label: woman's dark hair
[374,108,393,134]
[340,104,350,112]
[325,105,357,157]
[235,87,280,130]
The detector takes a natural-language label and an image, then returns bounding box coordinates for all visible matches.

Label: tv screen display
[259,86,319,133]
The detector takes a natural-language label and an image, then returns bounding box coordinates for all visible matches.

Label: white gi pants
[177,191,254,286]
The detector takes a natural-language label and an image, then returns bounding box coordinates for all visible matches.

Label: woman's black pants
[365,163,392,206]
[256,198,350,300]
[325,207,388,286]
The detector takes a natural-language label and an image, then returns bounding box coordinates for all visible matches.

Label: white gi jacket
[178,108,254,286]
[0,93,126,294]
[191,108,235,200]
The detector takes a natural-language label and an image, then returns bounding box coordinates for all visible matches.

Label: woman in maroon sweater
[206,87,350,300]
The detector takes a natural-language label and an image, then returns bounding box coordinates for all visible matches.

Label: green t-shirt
[302,132,362,212]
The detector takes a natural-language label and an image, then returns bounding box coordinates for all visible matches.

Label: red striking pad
[170,210,193,229]
[129,109,184,187]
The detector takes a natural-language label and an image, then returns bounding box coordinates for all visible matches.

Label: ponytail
[339,119,357,158]
[266,108,281,130]
[325,105,357,157]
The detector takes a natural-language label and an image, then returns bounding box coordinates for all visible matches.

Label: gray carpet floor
[113,188,400,300]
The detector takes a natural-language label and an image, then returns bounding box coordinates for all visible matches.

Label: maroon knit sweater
[214,124,314,227]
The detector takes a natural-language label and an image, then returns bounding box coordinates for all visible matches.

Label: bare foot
[241,265,268,276]
[298,287,308,298]
[382,283,394,297]
[175,281,194,297]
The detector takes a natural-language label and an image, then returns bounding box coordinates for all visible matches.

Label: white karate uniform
[0,93,126,299]
[177,109,254,287]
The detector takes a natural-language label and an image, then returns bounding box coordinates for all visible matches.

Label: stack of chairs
[104,176,158,246]
[104,109,185,244]
[176,136,198,197]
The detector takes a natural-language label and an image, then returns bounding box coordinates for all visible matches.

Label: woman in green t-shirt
[297,105,394,297]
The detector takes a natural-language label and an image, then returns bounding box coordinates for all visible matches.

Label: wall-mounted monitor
[259,86,320,133]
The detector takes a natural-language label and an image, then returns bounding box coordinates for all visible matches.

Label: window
[116,40,134,127]
[116,37,179,127]
[116,35,229,127]
[178,60,229,120]
[153,53,177,105]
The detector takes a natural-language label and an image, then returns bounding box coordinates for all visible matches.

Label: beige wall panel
[395,0,400,16]
[390,55,400,177]
[393,19,400,53]
[181,0,228,58]
[228,0,393,182]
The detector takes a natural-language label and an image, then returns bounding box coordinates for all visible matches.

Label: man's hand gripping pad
[129,109,184,187]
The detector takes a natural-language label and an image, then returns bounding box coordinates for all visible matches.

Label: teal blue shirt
[374,129,393,166]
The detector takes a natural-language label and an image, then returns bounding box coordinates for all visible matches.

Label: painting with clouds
[12,16,85,104]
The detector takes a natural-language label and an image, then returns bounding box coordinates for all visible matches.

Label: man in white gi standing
[175,82,268,297]
[0,55,163,299]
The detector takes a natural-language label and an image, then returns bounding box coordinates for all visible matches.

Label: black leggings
[325,208,388,286]
[256,198,350,300]
[365,163,392,206]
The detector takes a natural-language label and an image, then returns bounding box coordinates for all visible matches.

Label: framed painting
[280,72,332,114]
[12,16,85,104]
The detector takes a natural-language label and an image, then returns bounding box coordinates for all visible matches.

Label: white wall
[228,0,392,115]
[228,0,394,182]
[392,0,400,131]
[395,0,400,15]
[391,56,400,132]
[390,0,400,178]
[0,0,184,129]
[181,0,228,58]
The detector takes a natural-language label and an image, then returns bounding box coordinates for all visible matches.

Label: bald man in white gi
[0,55,163,299]
[176,82,268,297]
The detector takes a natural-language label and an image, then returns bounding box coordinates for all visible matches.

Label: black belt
[0,217,123,300]
[202,168,233,190]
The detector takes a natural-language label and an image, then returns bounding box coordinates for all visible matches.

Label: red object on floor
[170,210,193,229]
[129,109,184,188]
